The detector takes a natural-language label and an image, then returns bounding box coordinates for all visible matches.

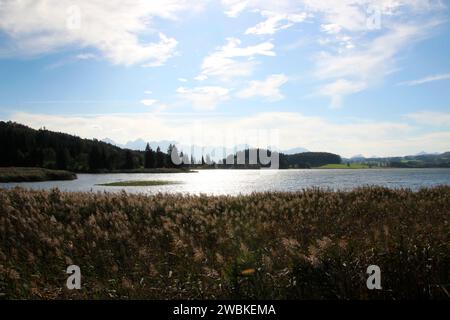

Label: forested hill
[223,149,342,169]
[0,121,158,172]
[281,151,341,168]
[0,121,342,172]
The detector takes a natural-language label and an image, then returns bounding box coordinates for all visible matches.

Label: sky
[0,0,450,157]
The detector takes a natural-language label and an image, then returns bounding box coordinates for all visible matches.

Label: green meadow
[318,164,371,169]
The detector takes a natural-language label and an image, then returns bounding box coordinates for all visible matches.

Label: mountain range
[101,138,309,161]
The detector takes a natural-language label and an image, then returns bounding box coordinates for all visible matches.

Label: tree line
[218,148,341,169]
[0,121,179,172]
[0,121,342,171]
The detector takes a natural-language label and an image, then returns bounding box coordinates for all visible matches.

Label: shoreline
[1,166,449,183]
[0,167,77,183]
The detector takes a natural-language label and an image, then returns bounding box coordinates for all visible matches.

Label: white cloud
[222,0,297,18]
[75,53,97,60]
[406,111,450,127]
[9,110,450,157]
[398,73,450,86]
[315,24,424,79]
[176,86,230,110]
[237,74,288,101]
[222,0,250,17]
[223,1,308,35]
[245,11,308,35]
[255,0,439,33]
[178,78,188,82]
[222,0,428,32]
[0,0,205,66]
[139,33,179,67]
[45,52,98,69]
[140,98,169,112]
[222,0,443,105]
[321,24,342,34]
[319,79,367,108]
[315,23,437,105]
[194,75,209,81]
[140,99,158,106]
[197,37,275,81]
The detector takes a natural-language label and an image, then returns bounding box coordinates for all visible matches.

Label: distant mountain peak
[414,151,440,156]
[101,138,117,145]
[281,147,309,155]
[101,138,178,151]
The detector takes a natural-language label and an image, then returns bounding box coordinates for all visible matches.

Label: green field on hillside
[318,163,371,169]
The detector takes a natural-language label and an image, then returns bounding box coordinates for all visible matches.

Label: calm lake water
[1,168,450,195]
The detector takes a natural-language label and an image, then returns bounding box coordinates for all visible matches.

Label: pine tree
[144,143,155,168]
[156,146,165,168]
[56,148,71,170]
[124,150,134,169]
[89,145,102,170]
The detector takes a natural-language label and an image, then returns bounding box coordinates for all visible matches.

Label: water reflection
[1,168,450,195]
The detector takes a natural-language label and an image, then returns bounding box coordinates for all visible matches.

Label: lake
[1,168,450,195]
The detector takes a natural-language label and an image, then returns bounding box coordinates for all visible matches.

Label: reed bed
[0,186,449,299]
[0,167,76,182]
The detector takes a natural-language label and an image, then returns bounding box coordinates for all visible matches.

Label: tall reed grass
[1,186,449,299]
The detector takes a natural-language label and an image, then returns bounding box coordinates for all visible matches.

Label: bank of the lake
[0,167,77,182]
[0,166,194,183]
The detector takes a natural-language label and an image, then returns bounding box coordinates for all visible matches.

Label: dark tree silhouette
[0,121,144,172]
[156,146,165,168]
[144,143,155,168]
[123,150,135,170]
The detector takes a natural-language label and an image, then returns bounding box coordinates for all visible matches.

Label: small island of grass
[106,168,195,174]
[317,163,371,169]
[97,180,181,187]
[0,167,77,182]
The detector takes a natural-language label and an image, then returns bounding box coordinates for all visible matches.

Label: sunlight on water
[1,168,450,195]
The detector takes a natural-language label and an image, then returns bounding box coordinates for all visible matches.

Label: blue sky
[0,0,450,157]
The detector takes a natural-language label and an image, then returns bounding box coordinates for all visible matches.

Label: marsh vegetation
[1,186,449,299]
[97,180,181,187]
[0,167,77,182]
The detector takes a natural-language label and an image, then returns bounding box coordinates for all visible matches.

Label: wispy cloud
[197,38,275,81]
[245,11,308,35]
[9,110,450,157]
[223,0,443,33]
[139,99,168,112]
[221,0,444,106]
[75,53,97,60]
[237,74,288,101]
[0,0,205,66]
[176,86,230,110]
[406,111,450,127]
[140,99,158,106]
[398,73,450,86]
[45,52,98,69]
[315,22,438,106]
[319,79,367,109]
